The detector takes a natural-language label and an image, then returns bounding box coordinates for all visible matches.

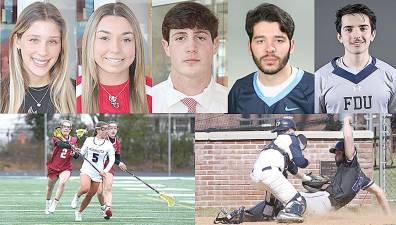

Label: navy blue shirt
[228,70,314,114]
[326,151,373,209]
[290,135,309,168]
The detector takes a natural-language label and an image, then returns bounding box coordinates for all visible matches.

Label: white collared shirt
[152,75,227,113]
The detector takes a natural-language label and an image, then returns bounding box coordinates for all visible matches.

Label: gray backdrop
[228,0,315,89]
[315,0,396,70]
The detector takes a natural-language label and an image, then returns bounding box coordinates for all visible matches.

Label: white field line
[0,204,194,208]
[147,193,195,197]
[28,176,195,181]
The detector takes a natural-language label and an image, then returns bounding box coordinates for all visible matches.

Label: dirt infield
[196,207,396,225]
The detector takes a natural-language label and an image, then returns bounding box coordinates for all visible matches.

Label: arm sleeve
[103,145,115,173]
[55,140,72,149]
[114,153,121,165]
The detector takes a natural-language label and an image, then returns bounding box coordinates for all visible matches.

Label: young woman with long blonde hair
[77,2,151,113]
[1,2,75,113]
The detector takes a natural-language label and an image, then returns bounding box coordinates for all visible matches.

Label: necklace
[27,86,50,107]
[93,137,106,146]
[100,81,129,108]
[30,86,49,92]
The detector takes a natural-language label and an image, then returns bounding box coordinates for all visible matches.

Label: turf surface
[0,176,194,225]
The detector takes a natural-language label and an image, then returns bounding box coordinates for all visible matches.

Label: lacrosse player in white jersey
[70,121,115,221]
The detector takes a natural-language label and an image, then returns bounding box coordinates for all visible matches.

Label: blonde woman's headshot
[1,2,76,113]
[77,2,151,114]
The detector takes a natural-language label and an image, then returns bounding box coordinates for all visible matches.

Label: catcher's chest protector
[262,142,289,169]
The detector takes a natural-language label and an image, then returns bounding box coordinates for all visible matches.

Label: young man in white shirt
[152,2,227,113]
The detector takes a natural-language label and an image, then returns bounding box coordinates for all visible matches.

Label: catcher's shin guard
[244,192,283,221]
[276,193,306,223]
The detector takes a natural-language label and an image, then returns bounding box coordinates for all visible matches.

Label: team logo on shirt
[87,147,105,154]
[344,96,372,110]
[285,106,299,112]
[352,85,362,92]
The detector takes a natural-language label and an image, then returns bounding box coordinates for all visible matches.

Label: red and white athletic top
[47,136,77,172]
[76,75,152,113]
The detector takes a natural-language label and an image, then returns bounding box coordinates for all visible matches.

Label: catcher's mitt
[302,174,330,193]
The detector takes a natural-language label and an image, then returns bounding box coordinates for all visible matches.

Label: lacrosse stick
[124,169,176,207]
[73,128,175,207]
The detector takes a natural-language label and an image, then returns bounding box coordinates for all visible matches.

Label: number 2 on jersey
[60,149,68,159]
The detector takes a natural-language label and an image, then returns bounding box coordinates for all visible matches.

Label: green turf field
[0,176,194,225]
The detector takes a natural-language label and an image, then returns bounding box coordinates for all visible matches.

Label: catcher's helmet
[329,141,344,153]
[271,118,296,133]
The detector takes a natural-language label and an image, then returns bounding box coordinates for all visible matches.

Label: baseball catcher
[216,118,312,224]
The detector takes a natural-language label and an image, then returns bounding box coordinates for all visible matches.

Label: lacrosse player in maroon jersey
[45,120,78,214]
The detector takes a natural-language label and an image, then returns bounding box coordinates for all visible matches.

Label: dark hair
[335,4,376,34]
[95,121,108,130]
[162,2,218,42]
[108,121,118,127]
[245,3,295,42]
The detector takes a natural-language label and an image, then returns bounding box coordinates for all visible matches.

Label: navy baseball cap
[329,141,344,154]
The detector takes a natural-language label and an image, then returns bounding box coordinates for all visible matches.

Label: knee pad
[284,193,306,216]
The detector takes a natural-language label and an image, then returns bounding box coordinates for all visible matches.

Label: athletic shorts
[47,167,71,180]
[80,168,102,183]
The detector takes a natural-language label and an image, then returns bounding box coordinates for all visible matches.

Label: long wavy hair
[0,2,75,113]
[81,2,147,113]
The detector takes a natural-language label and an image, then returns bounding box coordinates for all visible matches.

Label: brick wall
[195,131,374,210]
